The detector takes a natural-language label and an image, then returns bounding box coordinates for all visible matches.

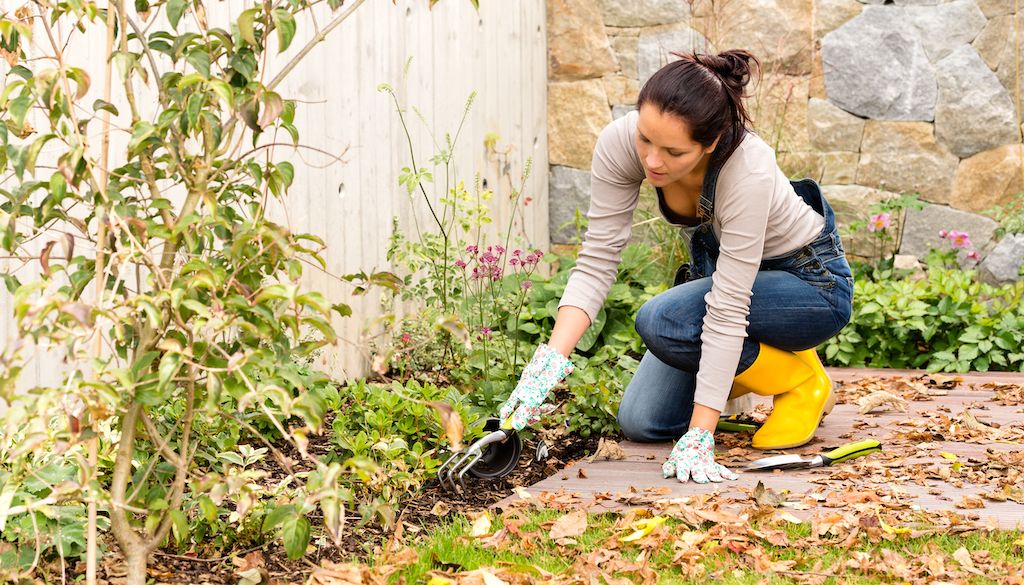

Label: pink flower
[480,327,492,336]
[494,245,505,255]
[509,258,519,266]
[400,333,412,344]
[521,280,533,290]
[947,230,972,249]
[867,212,890,232]
[466,245,479,254]
[454,259,467,269]
[938,230,949,239]
[966,251,980,262]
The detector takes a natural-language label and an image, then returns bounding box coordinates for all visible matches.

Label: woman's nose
[645,154,662,169]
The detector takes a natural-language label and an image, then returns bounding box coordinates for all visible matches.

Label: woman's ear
[707,134,722,154]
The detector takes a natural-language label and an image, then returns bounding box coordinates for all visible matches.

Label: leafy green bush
[824,268,1024,372]
[987,192,1024,237]
[330,380,465,507]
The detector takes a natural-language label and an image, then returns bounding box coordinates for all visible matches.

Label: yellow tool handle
[820,439,881,466]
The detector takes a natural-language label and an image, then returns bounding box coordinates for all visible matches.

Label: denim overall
[616,142,855,442]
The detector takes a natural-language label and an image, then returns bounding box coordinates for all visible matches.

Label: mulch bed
[61,419,605,584]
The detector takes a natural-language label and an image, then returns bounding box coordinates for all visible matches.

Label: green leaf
[271,9,296,53]
[167,0,188,29]
[262,504,295,532]
[92,98,119,116]
[170,509,188,544]
[275,161,294,187]
[66,67,91,99]
[9,95,31,128]
[186,48,211,77]
[128,121,156,153]
[281,514,310,560]
[186,93,204,131]
[576,308,606,352]
[207,80,233,110]
[198,495,218,523]
[157,352,181,393]
[238,8,259,46]
[25,134,56,175]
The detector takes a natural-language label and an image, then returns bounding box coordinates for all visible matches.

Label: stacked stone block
[546,0,1024,283]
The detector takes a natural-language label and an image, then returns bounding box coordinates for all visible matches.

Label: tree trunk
[123,546,149,585]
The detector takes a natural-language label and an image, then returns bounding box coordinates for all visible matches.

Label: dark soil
[66,422,605,584]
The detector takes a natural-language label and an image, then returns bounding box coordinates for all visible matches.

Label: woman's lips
[647,169,667,179]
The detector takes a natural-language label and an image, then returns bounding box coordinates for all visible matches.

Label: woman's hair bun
[693,49,760,92]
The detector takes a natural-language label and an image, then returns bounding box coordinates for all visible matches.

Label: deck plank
[493,370,1024,530]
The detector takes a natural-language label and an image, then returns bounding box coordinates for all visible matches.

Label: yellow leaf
[469,512,492,537]
[940,452,958,461]
[426,577,454,585]
[619,515,666,542]
[876,511,910,535]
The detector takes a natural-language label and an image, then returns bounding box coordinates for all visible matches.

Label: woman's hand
[662,427,739,483]
[498,344,575,430]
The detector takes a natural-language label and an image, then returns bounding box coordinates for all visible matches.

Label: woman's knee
[616,402,660,442]
[635,297,702,360]
[633,298,658,343]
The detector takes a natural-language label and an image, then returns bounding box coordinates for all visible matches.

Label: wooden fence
[0,0,549,388]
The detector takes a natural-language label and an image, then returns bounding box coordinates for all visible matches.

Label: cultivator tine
[438,450,467,491]
[437,429,512,491]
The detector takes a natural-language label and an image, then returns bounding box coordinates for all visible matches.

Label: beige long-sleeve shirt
[559,111,825,412]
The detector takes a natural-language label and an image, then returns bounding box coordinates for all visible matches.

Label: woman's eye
[668,151,685,157]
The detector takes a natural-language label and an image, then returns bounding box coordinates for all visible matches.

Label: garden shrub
[824,267,1024,372]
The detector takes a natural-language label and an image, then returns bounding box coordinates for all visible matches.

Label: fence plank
[0,2,548,388]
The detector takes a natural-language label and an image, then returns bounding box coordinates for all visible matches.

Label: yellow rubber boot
[731,343,834,450]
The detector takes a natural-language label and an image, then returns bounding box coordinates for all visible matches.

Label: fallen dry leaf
[468,511,492,537]
[956,495,986,509]
[307,560,368,585]
[857,390,909,414]
[751,481,786,508]
[430,501,452,516]
[589,438,626,462]
[549,510,588,540]
[428,400,465,452]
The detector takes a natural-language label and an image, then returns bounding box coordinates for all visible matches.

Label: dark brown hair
[636,49,761,163]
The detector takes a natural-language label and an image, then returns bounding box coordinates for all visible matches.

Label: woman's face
[635,104,719,187]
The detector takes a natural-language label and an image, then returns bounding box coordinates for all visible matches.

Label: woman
[499,49,854,484]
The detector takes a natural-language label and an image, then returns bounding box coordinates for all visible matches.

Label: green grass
[381,508,1024,584]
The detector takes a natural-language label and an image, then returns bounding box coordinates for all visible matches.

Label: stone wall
[547,0,1024,283]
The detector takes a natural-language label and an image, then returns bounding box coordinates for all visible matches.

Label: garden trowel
[745,439,882,471]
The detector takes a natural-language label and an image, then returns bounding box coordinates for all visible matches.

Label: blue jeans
[617,179,854,442]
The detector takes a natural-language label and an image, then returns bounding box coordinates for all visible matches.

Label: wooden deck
[495,368,1024,530]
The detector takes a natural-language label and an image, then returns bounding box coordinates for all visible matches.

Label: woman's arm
[546,305,592,358]
[689,404,721,432]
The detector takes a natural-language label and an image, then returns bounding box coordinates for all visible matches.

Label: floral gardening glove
[662,427,739,484]
[498,344,574,431]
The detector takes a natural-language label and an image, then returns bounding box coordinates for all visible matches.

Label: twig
[152,543,267,564]
[266,0,368,91]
